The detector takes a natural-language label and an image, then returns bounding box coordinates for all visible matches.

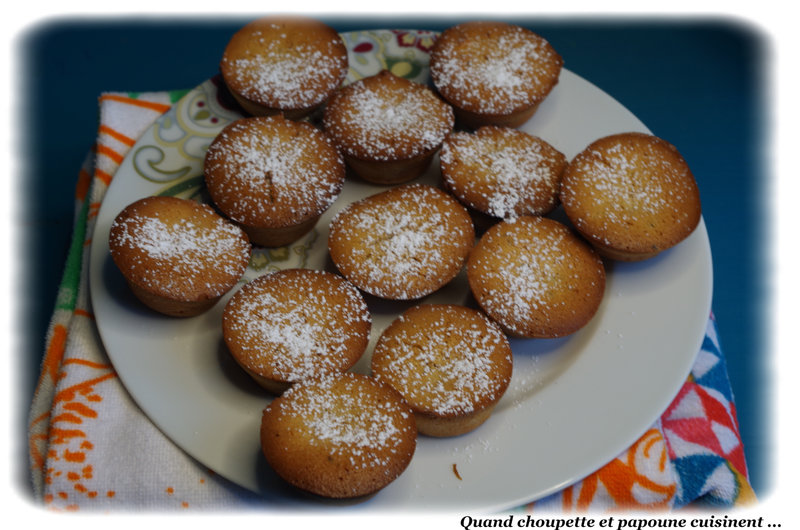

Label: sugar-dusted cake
[371,304,513,437]
[560,132,702,261]
[204,115,345,248]
[429,21,563,129]
[440,125,567,222]
[323,70,454,184]
[260,372,417,498]
[327,184,474,300]
[222,268,371,394]
[108,196,251,317]
[467,216,606,338]
[220,16,348,119]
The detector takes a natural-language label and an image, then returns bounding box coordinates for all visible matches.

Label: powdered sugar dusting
[110,207,250,299]
[204,117,344,226]
[469,217,602,336]
[278,374,414,468]
[323,72,454,160]
[224,270,370,382]
[441,127,565,218]
[329,185,473,299]
[225,27,347,109]
[566,143,667,217]
[561,134,699,248]
[373,305,511,415]
[482,226,563,324]
[431,24,561,114]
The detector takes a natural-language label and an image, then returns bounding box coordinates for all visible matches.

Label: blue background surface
[16,15,771,499]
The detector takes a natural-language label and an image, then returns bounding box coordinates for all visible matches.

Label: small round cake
[220,16,348,119]
[328,184,475,300]
[108,196,251,317]
[204,115,345,248]
[467,216,606,338]
[560,132,702,261]
[371,304,513,437]
[322,70,455,184]
[260,372,417,499]
[429,21,563,129]
[222,268,371,394]
[440,126,567,222]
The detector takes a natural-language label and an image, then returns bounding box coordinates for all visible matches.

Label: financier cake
[371,304,513,437]
[260,372,417,499]
[222,268,371,394]
[220,16,348,119]
[108,196,251,317]
[204,115,345,248]
[322,70,455,184]
[327,184,475,300]
[440,126,567,222]
[467,216,606,338]
[429,21,563,129]
[559,132,702,261]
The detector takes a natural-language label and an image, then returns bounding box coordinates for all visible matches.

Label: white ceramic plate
[89,29,713,512]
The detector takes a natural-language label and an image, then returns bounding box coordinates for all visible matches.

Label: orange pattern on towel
[94,168,113,187]
[42,324,68,385]
[29,91,179,509]
[530,428,676,512]
[96,144,125,165]
[44,359,117,509]
[99,93,172,113]
[98,124,137,147]
[75,167,92,201]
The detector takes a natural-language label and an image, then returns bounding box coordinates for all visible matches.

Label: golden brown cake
[467,216,606,338]
[371,304,513,437]
[220,16,348,119]
[322,70,455,184]
[440,126,567,222]
[204,115,345,248]
[108,196,251,317]
[327,184,475,300]
[260,372,417,499]
[429,21,563,129]
[222,268,371,394]
[560,132,702,261]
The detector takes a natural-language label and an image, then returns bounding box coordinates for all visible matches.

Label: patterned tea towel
[27,90,756,513]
